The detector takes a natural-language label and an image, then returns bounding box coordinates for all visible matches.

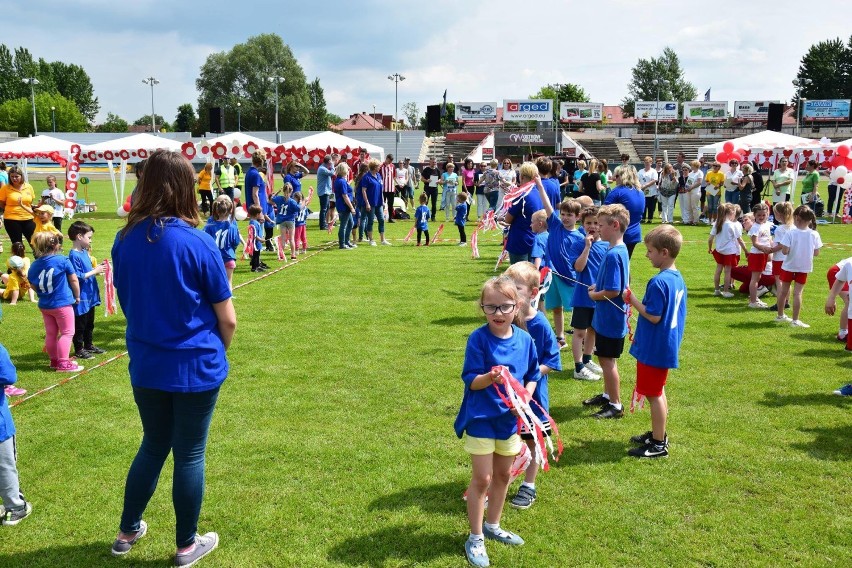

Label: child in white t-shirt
[775,206,822,327]
[709,203,747,298]
[746,203,773,308]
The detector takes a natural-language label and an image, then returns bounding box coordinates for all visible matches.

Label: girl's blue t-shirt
[272,196,300,223]
[68,249,101,315]
[295,205,308,226]
[591,243,630,338]
[111,218,231,393]
[455,203,467,226]
[454,324,540,440]
[334,177,354,213]
[28,254,76,310]
[284,172,303,195]
[415,205,430,230]
[248,219,263,249]
[203,219,242,263]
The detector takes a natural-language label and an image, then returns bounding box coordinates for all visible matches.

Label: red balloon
[122,202,131,212]
[723,141,734,153]
[837,144,850,158]
[731,152,743,163]
[715,152,727,163]
[838,177,846,185]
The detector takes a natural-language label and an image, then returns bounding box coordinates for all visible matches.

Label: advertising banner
[560,102,603,122]
[455,102,498,121]
[481,147,494,161]
[683,101,728,121]
[494,132,556,146]
[733,101,780,121]
[502,99,553,121]
[803,99,851,121]
[635,101,678,122]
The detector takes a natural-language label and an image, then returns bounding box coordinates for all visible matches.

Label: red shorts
[772,260,783,276]
[827,264,850,292]
[747,253,769,272]
[712,250,740,267]
[636,362,669,397]
[779,268,808,284]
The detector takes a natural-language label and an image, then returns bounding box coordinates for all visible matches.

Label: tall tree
[621,47,697,118]
[401,101,420,129]
[306,78,327,130]
[0,45,15,104]
[0,93,86,136]
[196,34,310,133]
[50,62,100,122]
[792,37,851,110]
[95,112,129,133]
[174,103,197,133]
[530,83,589,122]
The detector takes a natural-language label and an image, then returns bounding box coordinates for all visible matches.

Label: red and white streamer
[478,209,498,232]
[304,187,314,207]
[496,181,535,217]
[493,240,508,271]
[403,225,416,242]
[431,223,445,243]
[244,225,256,259]
[630,388,647,414]
[276,236,286,261]
[470,229,480,259]
[103,259,117,316]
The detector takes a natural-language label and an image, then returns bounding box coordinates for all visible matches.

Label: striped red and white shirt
[380,162,395,192]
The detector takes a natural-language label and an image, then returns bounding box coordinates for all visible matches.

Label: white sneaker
[790,319,810,328]
[369,240,377,246]
[713,288,722,296]
[381,239,392,246]
[459,242,468,246]
[775,314,792,322]
[756,285,770,298]
[748,300,768,309]
[721,291,735,298]
[573,367,601,381]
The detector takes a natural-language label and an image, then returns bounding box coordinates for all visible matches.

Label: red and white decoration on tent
[64,144,82,214]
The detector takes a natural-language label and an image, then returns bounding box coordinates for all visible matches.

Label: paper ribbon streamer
[530,268,552,311]
[493,241,508,271]
[103,259,117,316]
[491,366,563,472]
[403,225,416,242]
[245,224,256,258]
[277,236,285,261]
[470,229,479,259]
[431,223,445,243]
[630,387,647,414]
[304,187,314,207]
[496,181,535,217]
[478,209,498,231]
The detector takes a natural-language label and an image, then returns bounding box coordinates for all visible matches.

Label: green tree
[196,34,310,133]
[306,78,327,131]
[0,45,15,103]
[530,83,589,122]
[134,114,170,131]
[326,112,343,126]
[621,47,697,118]
[792,37,851,111]
[50,62,100,122]
[95,112,129,133]
[0,92,86,136]
[174,103,197,133]
[401,101,420,129]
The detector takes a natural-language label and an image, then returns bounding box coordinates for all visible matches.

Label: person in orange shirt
[197,163,214,215]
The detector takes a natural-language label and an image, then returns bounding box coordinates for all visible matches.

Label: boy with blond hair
[530,210,549,270]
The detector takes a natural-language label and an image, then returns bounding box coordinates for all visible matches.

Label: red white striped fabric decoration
[403,225,416,242]
[431,223,445,243]
[470,229,479,259]
[102,259,117,316]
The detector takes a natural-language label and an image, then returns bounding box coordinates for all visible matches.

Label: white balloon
[117,205,129,218]
[233,187,241,199]
[834,166,848,178]
[234,206,248,221]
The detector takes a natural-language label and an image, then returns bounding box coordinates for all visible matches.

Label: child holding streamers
[247,205,265,273]
[68,221,105,359]
[455,276,537,567]
[625,225,687,458]
[504,262,561,510]
[709,203,747,298]
[455,192,468,246]
[414,193,431,246]
[294,192,308,255]
[204,196,241,290]
[747,203,773,309]
[585,204,630,419]
[27,232,82,372]
[0,343,32,524]
[570,206,609,381]
[774,206,822,327]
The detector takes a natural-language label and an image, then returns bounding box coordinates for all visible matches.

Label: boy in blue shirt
[67,221,105,359]
[454,192,468,246]
[530,210,549,271]
[414,193,431,246]
[626,225,687,458]
[0,343,32,525]
[586,204,630,419]
[247,205,265,273]
[534,179,584,348]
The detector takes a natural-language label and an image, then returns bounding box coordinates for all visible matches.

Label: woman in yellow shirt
[0,166,36,245]
[704,161,725,224]
[197,162,214,214]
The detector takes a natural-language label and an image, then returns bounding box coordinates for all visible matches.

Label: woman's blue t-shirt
[604,185,645,245]
[284,171,304,195]
[28,254,76,310]
[506,190,544,255]
[334,177,354,213]
[359,173,383,206]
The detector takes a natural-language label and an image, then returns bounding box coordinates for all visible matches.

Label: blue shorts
[545,276,574,310]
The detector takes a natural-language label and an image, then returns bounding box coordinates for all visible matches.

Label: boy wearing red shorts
[625,225,687,458]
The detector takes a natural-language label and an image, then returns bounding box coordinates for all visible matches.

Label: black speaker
[767,103,784,132]
[209,107,224,133]
[426,105,441,132]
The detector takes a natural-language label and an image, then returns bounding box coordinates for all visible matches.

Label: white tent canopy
[285,131,384,159]
[199,132,277,159]
[697,130,820,156]
[0,134,73,155]
[561,132,592,160]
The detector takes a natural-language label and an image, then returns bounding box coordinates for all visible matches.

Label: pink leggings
[294,225,307,250]
[41,306,75,365]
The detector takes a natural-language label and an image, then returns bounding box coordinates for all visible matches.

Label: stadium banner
[683,101,728,121]
[494,131,557,146]
[560,102,603,122]
[502,99,553,121]
[802,99,851,122]
[455,102,498,121]
[733,101,780,121]
[635,101,678,122]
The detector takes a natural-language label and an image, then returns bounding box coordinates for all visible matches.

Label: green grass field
[0,176,850,567]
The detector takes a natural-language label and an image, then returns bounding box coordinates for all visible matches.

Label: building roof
[602,106,635,124]
[335,113,385,131]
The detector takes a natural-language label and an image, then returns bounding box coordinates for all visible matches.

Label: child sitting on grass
[1,256,32,305]
[504,262,561,510]
[0,343,32,525]
[455,276,537,567]
[625,225,687,458]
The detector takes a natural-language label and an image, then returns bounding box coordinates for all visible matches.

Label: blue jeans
[365,204,385,234]
[120,386,220,547]
[725,189,740,206]
[338,208,353,247]
[486,192,499,211]
[318,194,330,229]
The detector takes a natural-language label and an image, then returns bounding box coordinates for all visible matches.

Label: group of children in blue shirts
[454,165,688,567]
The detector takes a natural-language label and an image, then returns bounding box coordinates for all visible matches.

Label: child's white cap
[9,256,24,269]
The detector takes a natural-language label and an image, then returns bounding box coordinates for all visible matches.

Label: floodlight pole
[268,76,285,143]
[142,77,160,133]
[388,73,405,158]
[22,78,40,135]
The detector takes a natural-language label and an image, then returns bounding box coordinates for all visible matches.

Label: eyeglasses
[480,303,516,315]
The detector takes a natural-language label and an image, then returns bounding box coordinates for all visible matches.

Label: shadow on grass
[792,425,852,461]
[759,391,852,408]
[556,438,626,467]
[431,315,484,327]
[442,288,480,303]
[548,404,590,424]
[368,480,467,516]
[0,542,163,567]
[327,523,459,567]
[798,347,848,358]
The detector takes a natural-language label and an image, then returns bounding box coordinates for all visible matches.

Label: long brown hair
[119,149,199,240]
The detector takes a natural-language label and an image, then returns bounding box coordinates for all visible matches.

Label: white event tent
[196,132,277,160]
[0,135,74,181]
[285,131,384,160]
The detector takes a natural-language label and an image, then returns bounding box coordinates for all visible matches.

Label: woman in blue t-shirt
[110,150,236,566]
[604,165,646,258]
[283,161,309,195]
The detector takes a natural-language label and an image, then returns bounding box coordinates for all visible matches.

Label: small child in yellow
[31,204,62,245]
[0,256,32,305]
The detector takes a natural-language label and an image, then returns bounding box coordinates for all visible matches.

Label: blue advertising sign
[802,99,850,122]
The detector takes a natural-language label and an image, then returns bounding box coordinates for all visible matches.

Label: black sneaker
[592,403,624,419]
[630,431,654,445]
[251,267,261,273]
[582,393,609,406]
[509,485,536,510]
[74,349,94,359]
[259,262,270,269]
[628,440,669,458]
[85,345,106,354]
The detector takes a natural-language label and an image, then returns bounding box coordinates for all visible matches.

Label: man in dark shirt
[421,157,441,220]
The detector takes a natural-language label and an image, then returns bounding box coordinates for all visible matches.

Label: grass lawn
[0,175,850,567]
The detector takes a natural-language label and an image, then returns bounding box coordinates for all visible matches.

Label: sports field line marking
[10,241,335,410]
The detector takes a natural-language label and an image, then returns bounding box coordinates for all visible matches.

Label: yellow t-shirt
[705,170,725,188]
[2,271,29,299]
[0,183,36,220]
[31,221,61,245]
[198,170,212,192]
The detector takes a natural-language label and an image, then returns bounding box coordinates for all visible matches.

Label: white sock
[521,482,535,490]
[602,393,610,400]
[469,533,484,541]
[840,329,848,338]
[611,402,623,410]
[484,522,499,532]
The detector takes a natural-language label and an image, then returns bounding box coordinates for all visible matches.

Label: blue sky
[5,0,851,127]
